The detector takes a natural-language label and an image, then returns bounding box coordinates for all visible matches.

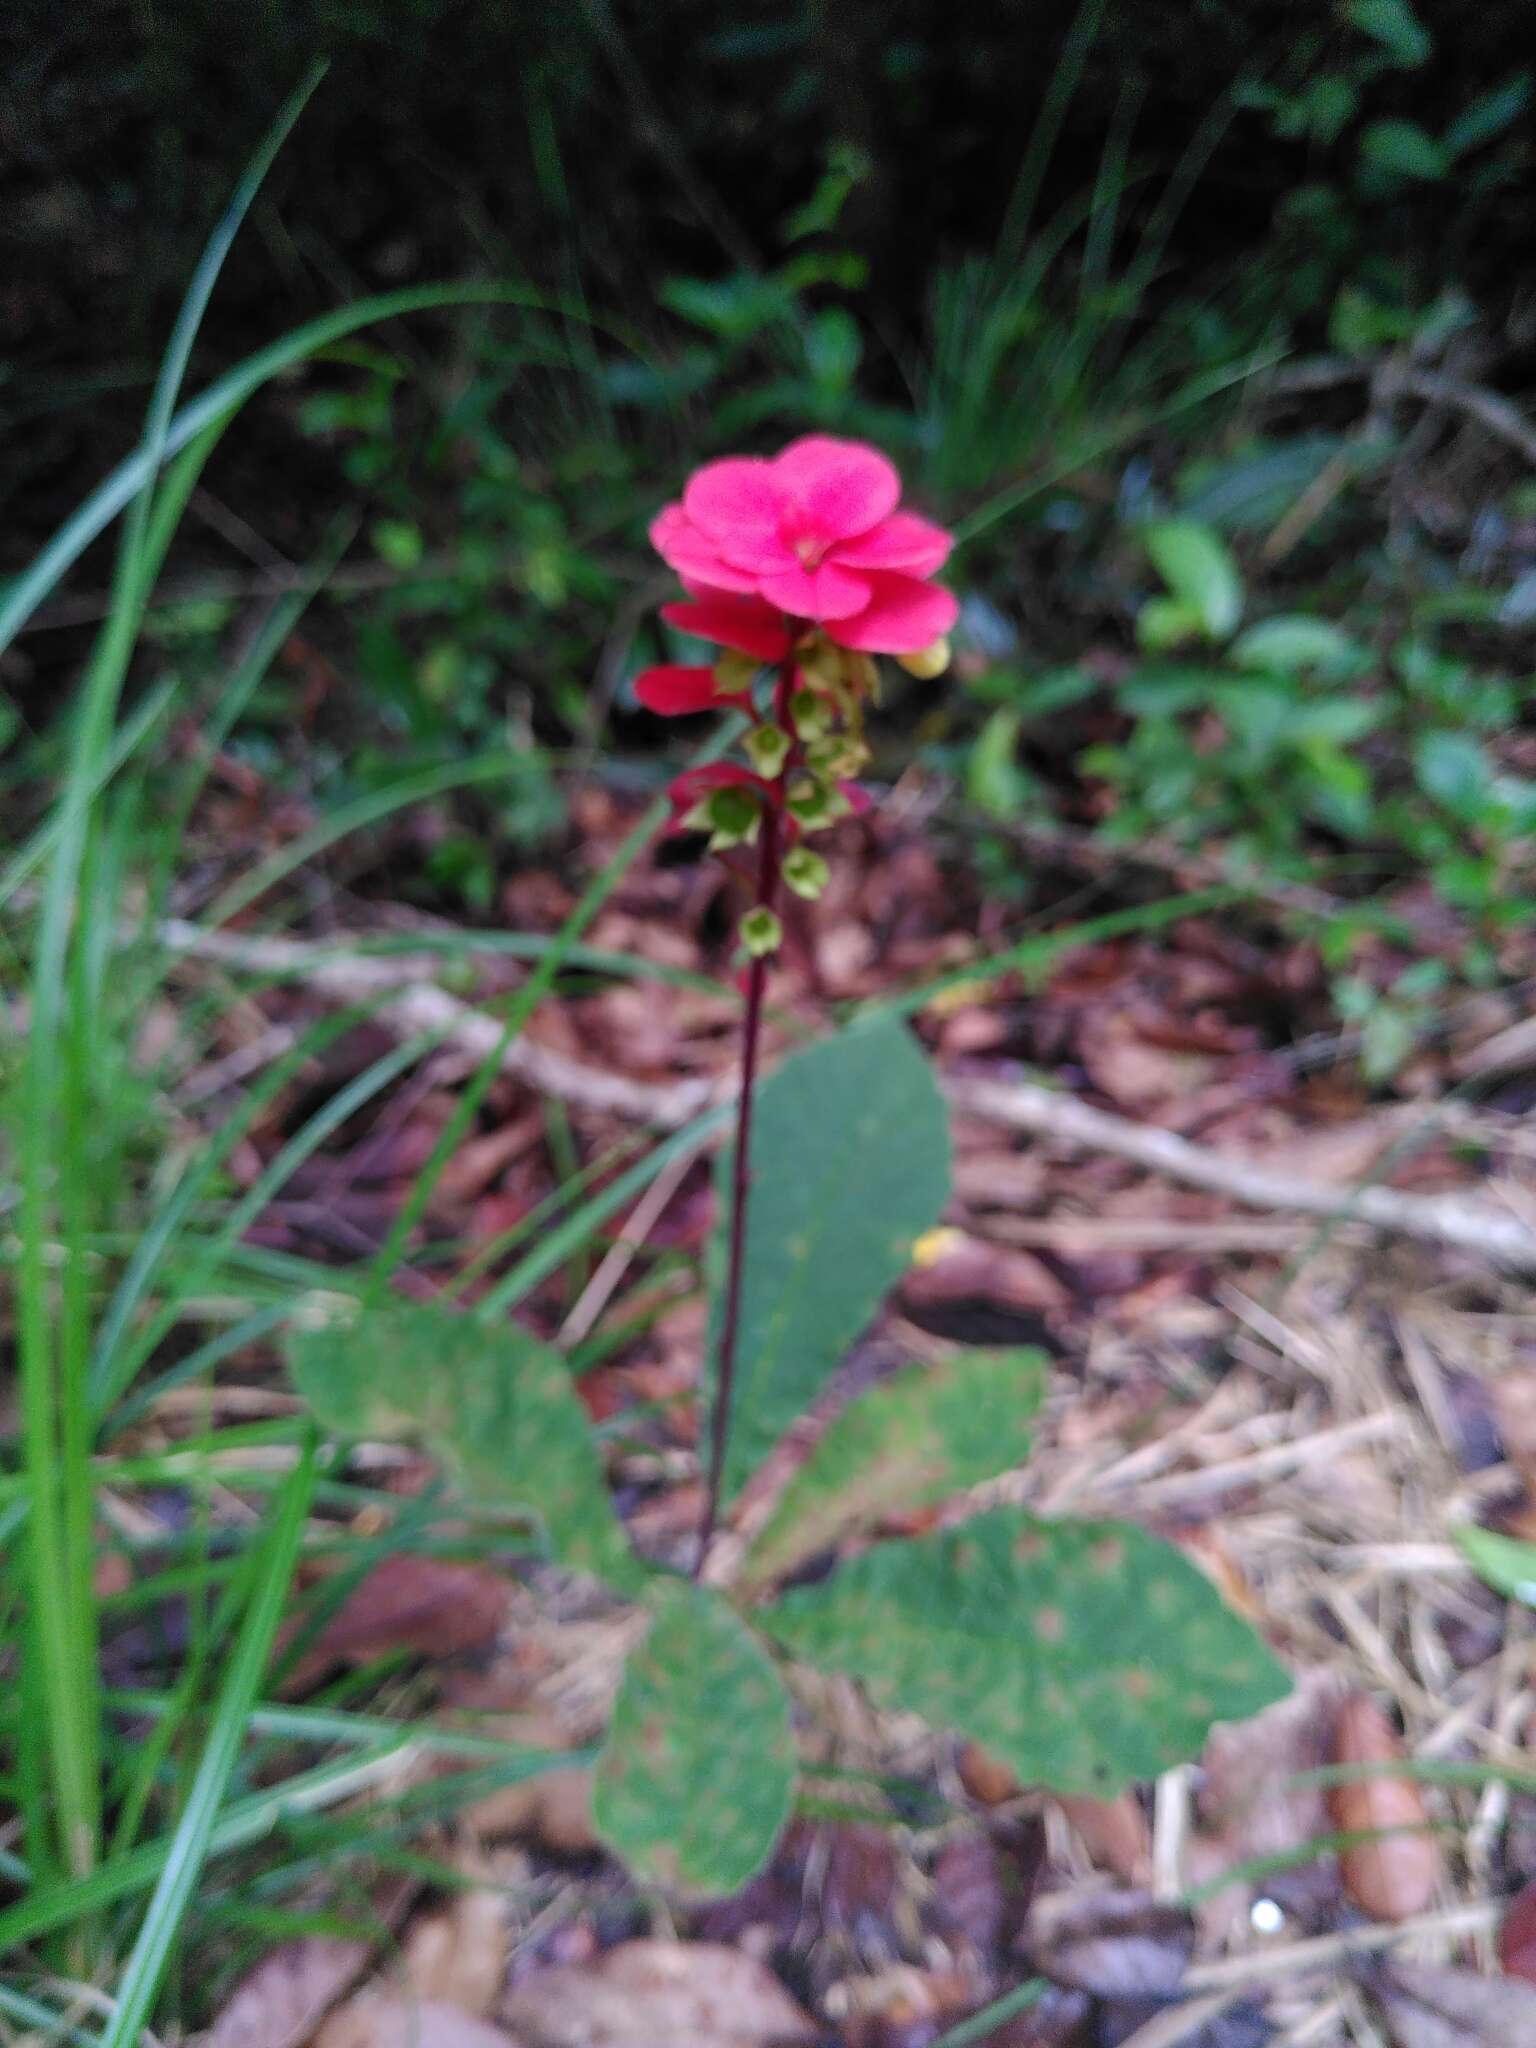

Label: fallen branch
[161,921,1536,1273]
[945,1072,1536,1274]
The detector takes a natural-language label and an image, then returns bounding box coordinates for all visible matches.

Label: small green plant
[290,438,1290,1898]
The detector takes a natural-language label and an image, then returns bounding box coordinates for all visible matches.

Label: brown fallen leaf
[958,1741,1023,1808]
[403,1891,508,2017]
[314,1995,524,2048]
[1499,1875,1536,1986]
[902,1230,1069,1315]
[1328,1694,1442,1924]
[207,1879,417,2048]
[207,1937,378,2048]
[1023,1887,1193,2000]
[1055,1794,1153,1888]
[450,1714,596,1854]
[500,1940,816,2048]
[1492,1371,1536,1498]
[281,1556,509,1693]
[1365,1959,1536,2048]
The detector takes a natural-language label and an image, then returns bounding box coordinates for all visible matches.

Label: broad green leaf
[1229,616,1360,674]
[1135,595,1206,654]
[708,1020,952,1505]
[1455,1524,1536,1605]
[1359,119,1449,181]
[288,1305,641,1591]
[759,1509,1289,1796]
[1414,730,1494,818]
[594,1580,795,1893]
[739,1350,1047,1593]
[1443,74,1532,157]
[1348,0,1430,65]
[1142,521,1243,640]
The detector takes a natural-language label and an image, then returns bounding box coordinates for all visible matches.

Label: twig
[157,921,1536,1272]
[1181,1897,1502,1990]
[556,1140,701,1346]
[945,1071,1536,1272]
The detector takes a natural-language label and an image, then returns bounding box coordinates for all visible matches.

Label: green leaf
[1136,596,1206,654]
[708,1020,952,1506]
[1443,73,1532,157]
[1142,522,1243,640]
[1229,616,1360,674]
[1414,730,1494,818]
[287,1305,642,1591]
[967,707,1038,817]
[739,1350,1047,1592]
[1360,119,1449,181]
[594,1580,795,1893]
[1455,1524,1536,1604]
[1348,0,1431,65]
[759,1509,1289,1796]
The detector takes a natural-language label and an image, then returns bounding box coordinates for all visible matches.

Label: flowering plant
[293,434,1289,1907]
[634,436,958,1563]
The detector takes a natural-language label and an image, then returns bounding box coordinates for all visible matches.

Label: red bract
[649,434,955,655]
[634,664,727,716]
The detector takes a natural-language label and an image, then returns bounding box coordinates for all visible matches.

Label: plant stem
[695,666,793,1573]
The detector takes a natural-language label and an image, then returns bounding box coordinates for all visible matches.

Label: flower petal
[682,457,784,558]
[634,664,725,716]
[757,555,871,622]
[649,505,759,593]
[826,572,959,653]
[772,435,900,542]
[833,510,953,575]
[661,596,790,660]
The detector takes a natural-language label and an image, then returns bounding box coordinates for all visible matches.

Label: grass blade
[96,1434,317,2048]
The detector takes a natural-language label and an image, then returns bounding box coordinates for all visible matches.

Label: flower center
[791,532,827,571]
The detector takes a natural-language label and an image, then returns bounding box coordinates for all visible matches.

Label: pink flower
[649,435,955,655]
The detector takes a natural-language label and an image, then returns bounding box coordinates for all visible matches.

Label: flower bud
[797,637,844,687]
[691,784,761,850]
[712,650,759,695]
[744,723,792,776]
[739,907,783,957]
[896,636,951,680]
[786,774,852,831]
[807,735,869,780]
[789,688,834,741]
[782,847,830,900]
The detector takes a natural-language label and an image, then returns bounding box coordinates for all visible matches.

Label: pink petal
[833,510,953,575]
[634,665,723,716]
[756,556,871,623]
[771,435,900,542]
[649,505,759,593]
[826,572,959,653]
[682,457,784,558]
[661,597,790,660]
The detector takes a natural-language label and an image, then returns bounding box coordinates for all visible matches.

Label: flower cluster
[635,435,957,956]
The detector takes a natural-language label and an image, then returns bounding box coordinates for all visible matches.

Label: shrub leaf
[739,1348,1046,1592]
[758,1508,1290,1795]
[287,1304,642,1591]
[594,1579,795,1893]
[707,1019,952,1505]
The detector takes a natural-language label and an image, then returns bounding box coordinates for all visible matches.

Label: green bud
[807,735,869,780]
[798,638,844,687]
[789,688,834,741]
[744,723,792,776]
[785,774,852,831]
[782,847,830,900]
[896,636,951,680]
[712,651,759,695]
[700,785,761,850]
[739,907,783,957]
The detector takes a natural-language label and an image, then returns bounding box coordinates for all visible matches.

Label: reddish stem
[695,659,795,1575]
